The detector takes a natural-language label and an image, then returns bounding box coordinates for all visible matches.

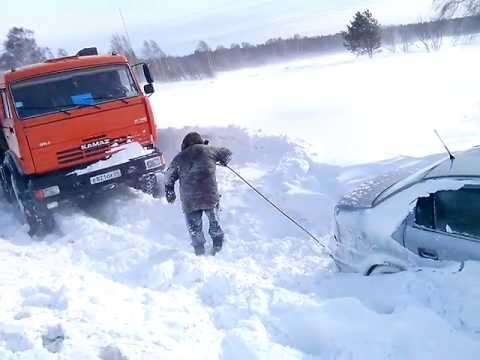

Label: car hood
[336,168,415,210]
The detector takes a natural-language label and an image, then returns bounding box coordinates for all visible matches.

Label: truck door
[404,186,480,262]
[0,90,21,157]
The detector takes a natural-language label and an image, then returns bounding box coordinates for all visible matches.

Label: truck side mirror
[143,63,154,84]
[144,83,155,95]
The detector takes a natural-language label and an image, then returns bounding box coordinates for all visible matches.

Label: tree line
[1,11,480,81]
[125,13,480,80]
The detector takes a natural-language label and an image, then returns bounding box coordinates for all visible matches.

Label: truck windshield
[11,65,139,119]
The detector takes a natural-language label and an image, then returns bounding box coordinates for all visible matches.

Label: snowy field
[156,45,480,165]
[0,46,480,359]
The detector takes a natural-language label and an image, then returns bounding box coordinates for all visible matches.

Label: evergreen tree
[195,41,211,54]
[343,10,382,58]
[0,27,50,69]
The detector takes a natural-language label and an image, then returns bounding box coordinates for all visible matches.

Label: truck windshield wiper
[67,103,102,110]
[91,96,129,104]
[17,106,71,115]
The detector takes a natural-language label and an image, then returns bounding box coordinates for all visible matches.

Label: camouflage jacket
[165,144,232,214]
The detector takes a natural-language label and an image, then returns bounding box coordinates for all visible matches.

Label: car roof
[423,147,480,179]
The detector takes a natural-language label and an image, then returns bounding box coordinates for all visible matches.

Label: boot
[194,245,205,256]
[211,240,223,256]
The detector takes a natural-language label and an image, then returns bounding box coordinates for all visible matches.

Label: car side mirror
[144,83,155,95]
[143,63,154,84]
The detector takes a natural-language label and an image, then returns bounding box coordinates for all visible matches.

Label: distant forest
[1,14,480,82]
[124,14,480,82]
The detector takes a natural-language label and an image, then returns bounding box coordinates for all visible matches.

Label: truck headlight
[34,185,60,200]
[145,155,165,170]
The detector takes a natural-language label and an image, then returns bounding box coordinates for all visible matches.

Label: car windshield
[11,64,139,119]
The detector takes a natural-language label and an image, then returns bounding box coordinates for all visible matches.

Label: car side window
[415,195,434,229]
[414,187,480,239]
[435,188,480,238]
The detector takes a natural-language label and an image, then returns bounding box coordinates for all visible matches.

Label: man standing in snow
[164,132,232,256]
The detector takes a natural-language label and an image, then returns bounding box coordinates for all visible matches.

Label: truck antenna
[434,129,455,160]
[118,8,133,50]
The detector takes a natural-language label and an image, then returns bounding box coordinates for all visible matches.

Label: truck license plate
[90,169,122,185]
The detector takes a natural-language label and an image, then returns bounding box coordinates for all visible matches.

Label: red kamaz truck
[0,48,165,235]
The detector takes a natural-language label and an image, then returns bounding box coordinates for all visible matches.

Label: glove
[165,187,176,204]
[218,155,231,167]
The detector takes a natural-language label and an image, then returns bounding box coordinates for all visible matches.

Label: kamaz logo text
[81,139,110,151]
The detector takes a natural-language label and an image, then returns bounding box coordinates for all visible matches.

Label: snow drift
[0,126,477,359]
[1,44,480,358]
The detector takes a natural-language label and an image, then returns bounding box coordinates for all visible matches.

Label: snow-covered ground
[1,46,480,359]
[155,45,480,165]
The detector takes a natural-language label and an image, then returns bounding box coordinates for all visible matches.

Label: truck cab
[0,48,165,235]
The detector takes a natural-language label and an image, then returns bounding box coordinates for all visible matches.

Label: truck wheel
[138,173,163,199]
[10,174,55,236]
[24,201,56,237]
[0,166,14,204]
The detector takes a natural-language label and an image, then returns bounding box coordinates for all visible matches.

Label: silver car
[333,147,480,275]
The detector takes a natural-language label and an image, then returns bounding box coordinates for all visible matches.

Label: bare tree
[195,41,213,72]
[110,34,137,63]
[435,0,480,18]
[415,19,446,52]
[382,27,398,53]
[142,40,165,60]
[398,26,413,53]
[57,48,68,57]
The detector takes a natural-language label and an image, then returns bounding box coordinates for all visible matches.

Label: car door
[404,186,480,262]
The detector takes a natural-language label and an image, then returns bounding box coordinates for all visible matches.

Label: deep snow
[0,46,480,359]
[155,45,480,165]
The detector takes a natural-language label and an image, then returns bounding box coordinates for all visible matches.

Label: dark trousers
[185,208,224,249]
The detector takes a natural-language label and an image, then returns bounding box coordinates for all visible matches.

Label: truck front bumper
[27,149,165,208]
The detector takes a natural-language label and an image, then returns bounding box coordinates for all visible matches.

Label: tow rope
[224,165,336,260]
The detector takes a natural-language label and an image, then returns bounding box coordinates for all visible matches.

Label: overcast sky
[1,0,434,55]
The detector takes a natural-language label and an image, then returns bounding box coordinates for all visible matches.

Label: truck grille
[56,135,129,165]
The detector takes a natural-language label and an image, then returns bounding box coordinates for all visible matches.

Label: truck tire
[0,166,14,204]
[137,173,163,199]
[23,201,56,237]
[10,174,55,236]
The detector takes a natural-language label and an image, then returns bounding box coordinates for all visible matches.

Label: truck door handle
[418,248,439,261]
